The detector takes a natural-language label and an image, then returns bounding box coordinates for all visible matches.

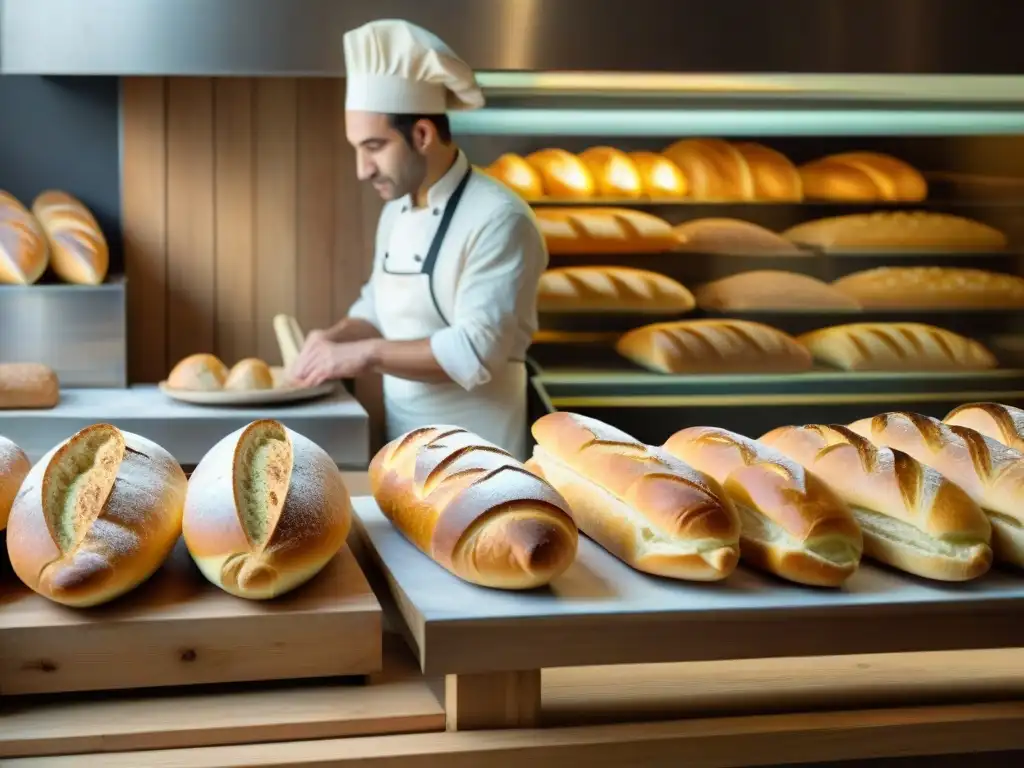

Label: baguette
[733,143,803,201]
[945,402,1024,453]
[628,151,688,198]
[1,436,30,531]
[6,424,187,607]
[831,267,1024,309]
[760,424,992,581]
[0,190,48,285]
[483,154,544,200]
[225,358,274,391]
[167,353,230,391]
[848,412,1024,567]
[616,319,813,374]
[535,207,678,254]
[0,363,60,409]
[538,267,695,314]
[662,138,754,201]
[798,152,927,202]
[183,420,351,599]
[673,218,808,256]
[369,425,578,589]
[528,412,740,581]
[784,213,1006,252]
[695,271,861,311]
[525,149,596,199]
[579,146,644,199]
[32,191,109,285]
[663,426,863,587]
[798,323,997,372]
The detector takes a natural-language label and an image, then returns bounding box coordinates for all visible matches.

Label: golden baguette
[32,190,109,285]
[784,212,1006,251]
[525,148,596,199]
[0,190,48,285]
[579,146,644,199]
[538,267,694,314]
[535,207,679,255]
[798,152,927,202]
[831,267,1024,309]
[662,138,754,201]
[695,270,860,311]
[945,402,1024,453]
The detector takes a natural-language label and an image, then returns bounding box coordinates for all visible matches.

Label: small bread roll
[168,353,229,391]
[225,358,274,391]
[629,151,688,198]
[183,420,352,599]
[6,424,187,607]
[484,154,544,200]
[0,363,60,409]
[1,436,30,531]
[579,146,644,199]
[733,143,803,201]
[662,138,754,201]
[525,148,596,199]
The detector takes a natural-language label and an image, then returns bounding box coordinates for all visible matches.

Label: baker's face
[346,111,428,201]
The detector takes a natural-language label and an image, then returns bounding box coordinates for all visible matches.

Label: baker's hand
[290,338,377,388]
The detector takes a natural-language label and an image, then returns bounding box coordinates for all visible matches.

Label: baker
[290,19,545,461]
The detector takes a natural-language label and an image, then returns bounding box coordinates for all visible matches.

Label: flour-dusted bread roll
[183,420,351,599]
[798,152,927,202]
[664,427,863,587]
[733,142,803,201]
[945,403,1024,453]
[616,319,813,374]
[225,358,274,391]
[32,191,109,285]
[529,412,740,581]
[535,207,679,254]
[0,190,48,285]
[1,436,30,531]
[628,151,688,198]
[0,363,60,409]
[695,271,861,311]
[799,323,997,372]
[525,148,596,199]
[674,218,808,256]
[483,153,544,200]
[662,138,754,200]
[370,425,578,589]
[848,412,1024,567]
[579,146,644,199]
[167,353,230,391]
[831,267,1024,309]
[784,213,1006,252]
[538,267,695,314]
[6,425,187,607]
[760,424,992,581]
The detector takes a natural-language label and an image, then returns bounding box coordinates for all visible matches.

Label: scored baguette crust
[616,319,813,374]
[32,191,109,285]
[183,420,351,599]
[483,153,545,200]
[784,212,1006,251]
[945,402,1024,453]
[663,138,755,201]
[167,353,230,391]
[628,151,688,198]
[663,427,863,587]
[848,412,1024,567]
[831,267,1024,309]
[525,149,596,199]
[369,425,578,590]
[798,153,927,202]
[6,424,187,607]
[673,218,807,256]
[759,424,992,581]
[529,412,740,581]
[0,436,30,531]
[225,358,274,391]
[695,270,861,311]
[798,323,997,372]
[538,267,695,314]
[535,207,678,254]
[0,363,60,409]
[733,143,803,201]
[579,146,644,199]
[0,190,48,285]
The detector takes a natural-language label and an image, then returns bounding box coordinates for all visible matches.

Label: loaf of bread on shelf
[663,426,862,587]
[798,323,997,372]
[695,271,861,311]
[369,425,578,589]
[528,412,740,581]
[798,152,927,201]
[225,358,274,391]
[0,363,60,409]
[628,151,688,198]
[0,436,30,531]
[662,138,754,201]
[0,190,49,285]
[579,146,644,199]
[534,207,679,254]
[538,267,695,314]
[32,191,109,285]
[848,411,1024,567]
[732,143,803,201]
[673,218,808,256]
[167,353,230,391]
[183,420,351,599]
[482,153,545,200]
[760,424,992,581]
[783,212,1006,251]
[945,402,1024,453]
[6,424,187,607]
[616,319,813,374]
[525,149,596,199]
[831,267,1024,309]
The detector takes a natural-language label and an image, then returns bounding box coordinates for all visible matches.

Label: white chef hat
[343,19,485,114]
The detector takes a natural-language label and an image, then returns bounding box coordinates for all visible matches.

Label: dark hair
[387,113,452,146]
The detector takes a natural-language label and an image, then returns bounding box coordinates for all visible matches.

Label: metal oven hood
[2,0,1023,76]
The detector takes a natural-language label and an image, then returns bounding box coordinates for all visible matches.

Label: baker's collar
[401,149,468,213]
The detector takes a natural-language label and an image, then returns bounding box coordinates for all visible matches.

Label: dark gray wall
[0,75,122,272]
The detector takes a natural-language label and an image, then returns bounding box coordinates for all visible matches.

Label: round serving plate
[158,366,335,406]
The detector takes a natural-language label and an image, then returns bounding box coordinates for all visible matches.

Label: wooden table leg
[445,669,542,731]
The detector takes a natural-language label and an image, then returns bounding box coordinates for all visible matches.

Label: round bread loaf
[6,424,187,607]
[225,358,274,391]
[183,420,352,599]
[168,353,229,391]
[1,436,30,531]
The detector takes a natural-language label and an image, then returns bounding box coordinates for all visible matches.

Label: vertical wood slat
[122,77,168,384]
[166,78,216,366]
[254,79,299,365]
[213,78,257,364]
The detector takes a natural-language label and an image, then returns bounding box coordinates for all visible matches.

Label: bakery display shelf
[0,540,382,696]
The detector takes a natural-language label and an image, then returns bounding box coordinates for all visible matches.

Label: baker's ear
[411,119,437,153]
